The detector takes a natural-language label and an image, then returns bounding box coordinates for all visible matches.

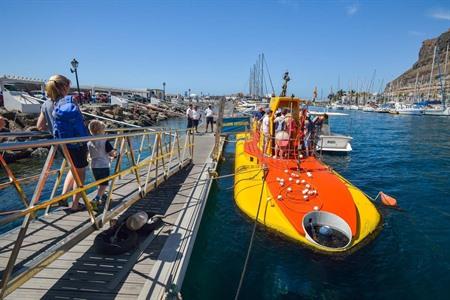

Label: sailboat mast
[427,45,437,100]
[436,50,447,108]
[444,43,449,76]
[413,72,419,102]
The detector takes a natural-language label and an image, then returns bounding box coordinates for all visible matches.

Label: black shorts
[92,168,110,186]
[67,144,89,169]
[187,118,193,128]
[193,119,199,127]
[206,117,213,125]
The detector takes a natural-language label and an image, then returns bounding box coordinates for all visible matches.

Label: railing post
[126,136,144,198]
[136,132,147,163]
[0,145,57,298]
[211,97,225,161]
[44,159,67,215]
[175,132,182,169]
[154,133,160,187]
[0,155,30,208]
[101,137,126,226]
[60,145,99,229]
[144,134,158,192]
[158,133,167,179]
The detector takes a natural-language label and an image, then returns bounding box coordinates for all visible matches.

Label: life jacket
[52,96,89,148]
[275,117,285,132]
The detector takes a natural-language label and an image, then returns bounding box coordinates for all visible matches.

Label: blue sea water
[182,111,450,300]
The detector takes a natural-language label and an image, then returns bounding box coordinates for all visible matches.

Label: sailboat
[234,73,381,253]
[423,43,450,116]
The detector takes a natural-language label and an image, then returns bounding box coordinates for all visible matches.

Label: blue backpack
[52,96,89,148]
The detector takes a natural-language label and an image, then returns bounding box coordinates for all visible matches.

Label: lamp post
[70,58,81,100]
[163,82,166,102]
[188,88,191,102]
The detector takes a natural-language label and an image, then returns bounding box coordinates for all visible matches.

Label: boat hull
[317,135,352,152]
[234,133,381,253]
[423,107,450,116]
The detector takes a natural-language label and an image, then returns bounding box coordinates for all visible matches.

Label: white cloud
[408,30,425,36]
[346,3,359,16]
[428,8,450,21]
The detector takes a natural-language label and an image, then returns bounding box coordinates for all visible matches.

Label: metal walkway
[0,127,222,299]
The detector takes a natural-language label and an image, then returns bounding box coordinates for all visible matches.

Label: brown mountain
[386,29,450,101]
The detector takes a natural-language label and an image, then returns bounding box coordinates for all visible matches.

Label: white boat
[423,106,450,116]
[397,103,423,115]
[349,105,359,110]
[362,106,376,112]
[309,112,353,153]
[317,134,353,152]
[331,103,345,110]
[3,90,41,113]
[389,103,423,115]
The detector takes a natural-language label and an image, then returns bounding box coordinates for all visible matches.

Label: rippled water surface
[182,111,450,299]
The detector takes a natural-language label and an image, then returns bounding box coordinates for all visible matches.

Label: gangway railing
[0,127,195,298]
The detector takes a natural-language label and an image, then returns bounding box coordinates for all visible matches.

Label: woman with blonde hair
[40,74,89,212]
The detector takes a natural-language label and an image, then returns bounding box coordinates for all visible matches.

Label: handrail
[0,126,195,298]
[0,125,182,139]
[0,128,187,151]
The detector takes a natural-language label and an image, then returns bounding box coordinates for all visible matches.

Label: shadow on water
[182,111,450,300]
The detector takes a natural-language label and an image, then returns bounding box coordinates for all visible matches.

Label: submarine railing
[0,127,195,298]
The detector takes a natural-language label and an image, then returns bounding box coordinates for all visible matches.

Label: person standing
[205,105,214,133]
[261,109,272,157]
[37,97,55,133]
[46,74,90,212]
[87,120,116,208]
[186,104,193,130]
[192,106,201,133]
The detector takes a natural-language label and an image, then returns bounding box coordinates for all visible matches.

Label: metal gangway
[0,127,219,299]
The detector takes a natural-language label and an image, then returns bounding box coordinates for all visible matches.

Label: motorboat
[330,103,345,110]
[234,89,381,253]
[361,105,376,112]
[396,103,424,115]
[422,106,450,116]
[309,111,353,153]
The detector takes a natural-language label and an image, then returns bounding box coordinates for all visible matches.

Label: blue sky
[1,0,449,97]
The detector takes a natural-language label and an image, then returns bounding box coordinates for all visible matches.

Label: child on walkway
[87,120,116,208]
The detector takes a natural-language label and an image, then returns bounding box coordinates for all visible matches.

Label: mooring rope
[234,166,268,300]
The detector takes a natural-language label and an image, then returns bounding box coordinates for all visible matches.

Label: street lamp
[188,88,191,102]
[162,82,166,101]
[70,58,81,100]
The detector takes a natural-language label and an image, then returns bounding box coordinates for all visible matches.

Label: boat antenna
[280,71,290,97]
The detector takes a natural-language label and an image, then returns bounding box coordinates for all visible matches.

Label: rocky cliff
[386,29,450,101]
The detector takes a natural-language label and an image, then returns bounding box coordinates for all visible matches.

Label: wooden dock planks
[3,133,219,299]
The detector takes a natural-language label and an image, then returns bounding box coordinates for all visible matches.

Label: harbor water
[182,111,450,299]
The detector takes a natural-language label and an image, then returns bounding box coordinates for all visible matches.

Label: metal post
[44,159,67,215]
[211,97,225,161]
[0,146,57,298]
[102,137,126,226]
[126,136,144,198]
[60,145,98,228]
[0,154,30,208]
